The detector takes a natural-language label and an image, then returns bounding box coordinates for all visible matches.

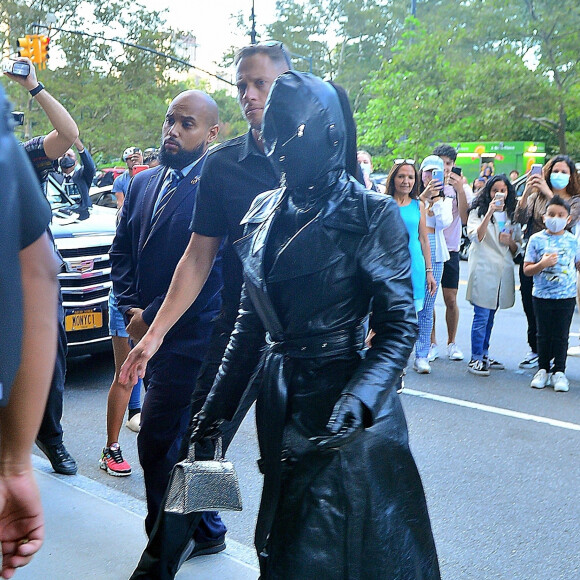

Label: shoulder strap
[362,189,369,225]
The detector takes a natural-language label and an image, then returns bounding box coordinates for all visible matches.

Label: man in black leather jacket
[193,71,441,579]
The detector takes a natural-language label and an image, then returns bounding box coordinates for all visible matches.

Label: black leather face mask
[262,71,346,190]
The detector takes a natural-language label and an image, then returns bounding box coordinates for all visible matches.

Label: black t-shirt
[0,119,52,404]
[23,135,58,184]
[191,131,279,321]
[23,135,65,267]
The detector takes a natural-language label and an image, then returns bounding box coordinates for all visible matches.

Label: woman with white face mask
[514,155,580,368]
[356,150,379,191]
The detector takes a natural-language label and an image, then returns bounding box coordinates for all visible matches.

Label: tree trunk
[557,101,567,154]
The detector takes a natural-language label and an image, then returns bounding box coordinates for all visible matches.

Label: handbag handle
[187,436,223,462]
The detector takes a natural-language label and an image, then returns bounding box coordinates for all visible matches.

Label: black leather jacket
[204,174,439,579]
[203,70,439,579]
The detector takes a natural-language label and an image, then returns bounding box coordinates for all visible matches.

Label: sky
[147,0,278,82]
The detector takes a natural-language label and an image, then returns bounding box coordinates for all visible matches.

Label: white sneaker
[427,344,439,362]
[530,369,549,389]
[552,372,569,392]
[519,351,539,369]
[567,345,580,357]
[447,343,464,361]
[126,412,141,432]
[413,357,431,374]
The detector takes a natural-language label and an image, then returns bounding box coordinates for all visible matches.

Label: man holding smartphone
[428,144,473,362]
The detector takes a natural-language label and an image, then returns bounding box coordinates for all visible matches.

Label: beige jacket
[466,209,522,310]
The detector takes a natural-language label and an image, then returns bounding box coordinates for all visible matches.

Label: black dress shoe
[36,440,78,475]
[186,535,226,560]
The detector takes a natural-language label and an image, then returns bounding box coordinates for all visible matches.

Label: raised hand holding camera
[2,59,30,77]
[2,57,39,92]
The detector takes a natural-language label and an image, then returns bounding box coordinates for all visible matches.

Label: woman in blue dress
[380,160,437,391]
[385,160,436,312]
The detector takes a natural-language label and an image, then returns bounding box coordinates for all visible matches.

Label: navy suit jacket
[51,148,95,210]
[110,159,222,358]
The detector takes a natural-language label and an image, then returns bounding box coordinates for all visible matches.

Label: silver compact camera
[2,60,31,77]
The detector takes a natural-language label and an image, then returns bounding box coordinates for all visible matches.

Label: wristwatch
[29,82,45,97]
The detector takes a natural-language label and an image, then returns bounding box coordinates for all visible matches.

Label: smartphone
[530,164,543,176]
[501,223,513,235]
[431,168,445,191]
[451,166,462,176]
[2,60,30,77]
[494,192,506,207]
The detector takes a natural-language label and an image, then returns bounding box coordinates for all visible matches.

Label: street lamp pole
[250,0,257,44]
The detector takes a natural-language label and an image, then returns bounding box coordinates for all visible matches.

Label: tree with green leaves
[266,0,410,109]
[356,18,553,167]
[1,0,246,162]
[495,0,580,154]
[356,0,580,167]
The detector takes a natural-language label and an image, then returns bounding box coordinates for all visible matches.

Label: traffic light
[37,35,50,69]
[17,35,35,61]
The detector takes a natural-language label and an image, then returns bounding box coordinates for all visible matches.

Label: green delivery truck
[453,141,546,182]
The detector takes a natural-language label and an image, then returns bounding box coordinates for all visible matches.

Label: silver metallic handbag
[165,437,242,514]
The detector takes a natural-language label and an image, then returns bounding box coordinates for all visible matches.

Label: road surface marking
[404,389,580,432]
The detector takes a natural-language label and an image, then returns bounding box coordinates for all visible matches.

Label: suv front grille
[56,237,114,307]
[62,273,111,288]
[60,245,111,259]
[60,286,110,303]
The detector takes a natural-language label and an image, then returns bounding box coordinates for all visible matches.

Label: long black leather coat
[204,172,440,579]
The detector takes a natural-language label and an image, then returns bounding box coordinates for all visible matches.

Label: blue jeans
[471,305,497,361]
[139,352,226,539]
[416,233,444,358]
[109,290,142,410]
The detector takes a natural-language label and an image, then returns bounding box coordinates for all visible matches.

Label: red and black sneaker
[99,443,132,477]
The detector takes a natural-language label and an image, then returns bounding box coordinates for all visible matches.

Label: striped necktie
[151,169,183,227]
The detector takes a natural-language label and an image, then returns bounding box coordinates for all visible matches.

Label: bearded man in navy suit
[110,90,226,546]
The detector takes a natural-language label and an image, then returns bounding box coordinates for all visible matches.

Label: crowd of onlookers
[373,147,580,391]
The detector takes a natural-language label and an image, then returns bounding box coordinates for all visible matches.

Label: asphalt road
[41,261,580,579]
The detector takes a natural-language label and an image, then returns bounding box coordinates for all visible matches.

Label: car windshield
[46,175,76,211]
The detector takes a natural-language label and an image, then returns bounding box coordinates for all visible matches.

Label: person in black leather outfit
[192,71,441,579]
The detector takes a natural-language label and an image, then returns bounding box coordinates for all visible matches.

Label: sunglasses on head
[236,40,292,68]
[394,158,415,165]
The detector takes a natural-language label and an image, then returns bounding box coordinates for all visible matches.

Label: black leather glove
[189,408,223,444]
[312,393,365,453]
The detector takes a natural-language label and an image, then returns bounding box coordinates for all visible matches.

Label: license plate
[65,309,103,331]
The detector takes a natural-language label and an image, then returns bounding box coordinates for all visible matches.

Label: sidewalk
[17,456,259,579]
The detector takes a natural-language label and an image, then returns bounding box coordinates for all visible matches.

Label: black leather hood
[262,71,346,190]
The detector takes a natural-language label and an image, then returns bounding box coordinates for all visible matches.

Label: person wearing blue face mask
[514,154,580,369]
[523,196,580,392]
